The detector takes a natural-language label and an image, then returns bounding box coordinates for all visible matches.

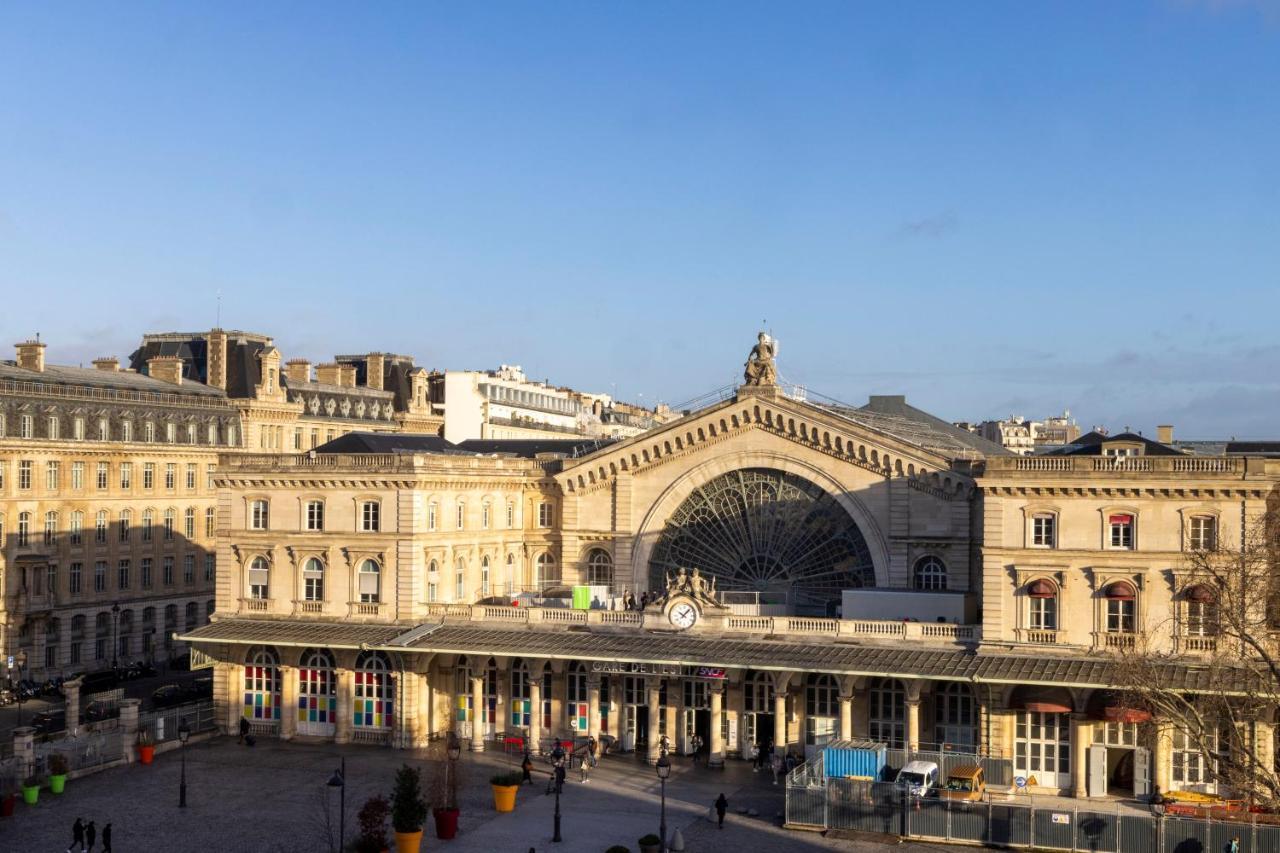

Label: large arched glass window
[244,646,282,723]
[303,558,324,602]
[184,602,197,630]
[586,549,614,591]
[935,681,976,749]
[248,557,270,599]
[912,556,947,591]
[744,671,772,714]
[354,650,394,730]
[567,661,588,732]
[805,673,839,751]
[869,678,906,748]
[298,648,338,734]
[535,553,557,590]
[358,559,381,604]
[510,660,532,728]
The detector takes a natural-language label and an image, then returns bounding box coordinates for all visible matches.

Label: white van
[894,760,940,798]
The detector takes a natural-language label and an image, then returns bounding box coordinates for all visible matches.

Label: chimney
[315,363,342,386]
[206,329,228,390]
[147,355,184,385]
[1157,424,1174,444]
[92,357,119,372]
[366,353,386,391]
[285,359,312,385]
[338,364,357,388]
[15,340,46,372]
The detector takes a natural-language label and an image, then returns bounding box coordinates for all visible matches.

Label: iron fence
[883,746,1014,787]
[787,779,1280,853]
[138,699,216,744]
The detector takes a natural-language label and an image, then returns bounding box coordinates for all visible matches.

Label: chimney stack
[1157,424,1174,444]
[92,357,119,372]
[285,359,312,385]
[15,340,46,372]
[315,363,342,386]
[366,353,386,391]
[147,355,184,385]
[338,364,357,388]
[205,329,228,390]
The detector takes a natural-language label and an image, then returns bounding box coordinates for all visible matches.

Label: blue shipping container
[823,739,887,780]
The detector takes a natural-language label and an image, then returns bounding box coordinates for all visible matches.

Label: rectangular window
[44,512,57,545]
[98,418,109,441]
[166,423,176,443]
[306,500,325,531]
[165,463,176,490]
[163,557,174,586]
[18,460,32,490]
[20,415,33,438]
[482,503,490,529]
[205,553,215,582]
[310,428,318,449]
[1106,598,1135,633]
[0,461,5,489]
[69,562,82,594]
[119,461,132,490]
[121,420,132,442]
[144,463,155,489]
[118,560,130,590]
[96,462,109,490]
[184,508,195,538]
[1189,516,1217,551]
[427,503,437,531]
[1029,596,1057,631]
[71,461,84,490]
[207,464,216,490]
[187,424,197,444]
[1031,514,1056,547]
[141,558,153,588]
[164,510,174,540]
[506,502,514,528]
[70,642,81,664]
[427,581,438,603]
[94,561,107,592]
[250,500,269,530]
[183,555,195,583]
[538,502,553,528]
[47,416,59,439]
[361,501,380,532]
[294,429,302,450]
[74,417,85,440]
[69,512,83,545]
[456,502,465,530]
[186,463,196,490]
[95,512,107,543]
[205,508,216,538]
[144,421,155,442]
[46,460,60,490]
[1109,514,1134,549]
[119,513,130,542]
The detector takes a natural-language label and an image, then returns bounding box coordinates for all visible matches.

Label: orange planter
[393,829,423,853]
[138,745,155,765]
[492,783,518,812]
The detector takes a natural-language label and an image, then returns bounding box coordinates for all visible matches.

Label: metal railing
[138,699,217,744]
[992,456,1242,476]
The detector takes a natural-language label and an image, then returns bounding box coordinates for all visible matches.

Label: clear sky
[2,2,1278,438]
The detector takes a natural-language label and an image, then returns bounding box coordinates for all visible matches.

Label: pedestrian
[101,823,112,853]
[588,736,597,764]
[68,816,85,852]
[521,752,534,785]
[692,733,704,764]
[579,751,591,782]
[771,752,783,786]
[85,820,96,853]
[239,715,250,745]
[1230,836,1240,853]
[714,793,728,829]
[554,761,566,794]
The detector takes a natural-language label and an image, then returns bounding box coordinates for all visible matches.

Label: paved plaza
[2,737,953,852]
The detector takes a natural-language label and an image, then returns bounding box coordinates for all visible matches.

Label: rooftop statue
[743,331,778,387]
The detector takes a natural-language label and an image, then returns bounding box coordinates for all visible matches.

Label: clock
[669,602,698,629]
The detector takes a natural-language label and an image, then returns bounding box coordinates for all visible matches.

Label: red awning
[1109,514,1133,525]
[1185,584,1216,604]
[1027,579,1057,599]
[1088,690,1153,724]
[1102,706,1153,724]
[1105,582,1136,601]
[1009,686,1073,715]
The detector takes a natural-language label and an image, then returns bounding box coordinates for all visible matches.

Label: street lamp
[12,651,28,728]
[446,731,461,809]
[178,718,191,808]
[328,757,346,853]
[656,749,671,852]
[551,744,566,843]
[110,602,121,668]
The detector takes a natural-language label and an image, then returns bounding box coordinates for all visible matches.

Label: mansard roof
[0,360,226,400]
[314,430,614,459]
[1049,430,1183,457]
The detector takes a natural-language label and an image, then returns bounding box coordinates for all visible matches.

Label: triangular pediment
[557,390,975,498]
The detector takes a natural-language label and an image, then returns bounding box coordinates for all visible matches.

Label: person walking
[692,734,704,765]
[714,793,728,829]
[521,752,534,785]
[579,750,591,782]
[85,820,96,853]
[238,716,250,745]
[101,823,112,853]
[1230,836,1240,853]
[770,752,783,786]
[554,761,566,794]
[588,736,597,765]
[67,817,85,852]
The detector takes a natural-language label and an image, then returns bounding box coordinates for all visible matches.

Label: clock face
[669,602,698,629]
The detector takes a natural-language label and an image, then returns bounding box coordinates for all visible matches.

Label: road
[0,663,206,735]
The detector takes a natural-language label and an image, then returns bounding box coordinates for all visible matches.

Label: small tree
[354,795,390,853]
[390,764,429,834]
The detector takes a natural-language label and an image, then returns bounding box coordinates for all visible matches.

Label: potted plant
[490,771,523,813]
[0,785,15,818]
[136,730,155,765]
[354,794,390,853]
[429,738,462,839]
[48,754,69,794]
[390,764,429,853]
[20,775,39,806]
[637,833,663,853]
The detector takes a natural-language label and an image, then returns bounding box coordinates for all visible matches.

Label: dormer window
[1109,514,1134,549]
[1103,445,1139,458]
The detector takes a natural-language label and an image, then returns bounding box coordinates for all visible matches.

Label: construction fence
[787,778,1280,853]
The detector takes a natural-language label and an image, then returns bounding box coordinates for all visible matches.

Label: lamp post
[110,602,121,668]
[12,651,28,728]
[328,757,346,853]
[178,718,190,808]
[551,744,565,843]
[656,749,671,852]
[447,731,461,809]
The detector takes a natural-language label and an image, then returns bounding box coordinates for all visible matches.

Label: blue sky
[2,2,1278,437]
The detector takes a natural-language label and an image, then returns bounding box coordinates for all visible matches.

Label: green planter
[21,784,39,805]
[50,774,67,794]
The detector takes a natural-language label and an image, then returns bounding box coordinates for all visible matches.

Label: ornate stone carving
[743,331,778,387]
[656,566,725,609]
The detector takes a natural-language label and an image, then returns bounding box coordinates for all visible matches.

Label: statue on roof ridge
[743,331,778,387]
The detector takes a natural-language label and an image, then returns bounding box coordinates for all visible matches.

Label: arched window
[303,558,324,602]
[44,511,58,546]
[205,600,214,622]
[510,660,531,727]
[567,661,589,732]
[744,671,772,714]
[298,648,338,734]
[118,509,131,542]
[586,549,614,591]
[1026,579,1058,631]
[184,507,196,538]
[935,682,977,749]
[358,559,381,604]
[535,553,557,590]
[1104,582,1136,633]
[805,674,839,750]
[354,650,394,730]
[244,646,282,723]
[480,555,491,596]
[17,512,29,547]
[455,557,466,601]
[248,557,270,599]
[205,507,216,538]
[912,556,947,591]
[95,510,107,544]
[163,508,175,540]
[869,678,906,748]
[185,601,198,630]
[1184,585,1218,637]
[142,509,154,542]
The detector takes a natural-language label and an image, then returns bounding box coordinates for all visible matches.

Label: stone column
[1071,714,1091,798]
[1153,719,1173,794]
[280,665,298,740]
[394,670,418,749]
[906,699,922,752]
[470,675,485,751]
[838,693,853,742]
[709,683,725,767]
[494,663,508,744]
[13,727,35,778]
[418,669,433,747]
[529,675,543,754]
[223,663,243,735]
[63,677,82,734]
[335,669,354,744]
[646,680,662,764]
[588,675,602,742]
[773,692,787,752]
[120,698,141,763]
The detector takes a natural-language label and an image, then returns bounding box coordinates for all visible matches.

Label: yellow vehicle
[939,765,986,802]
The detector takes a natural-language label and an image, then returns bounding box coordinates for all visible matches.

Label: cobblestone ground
[2,737,952,852]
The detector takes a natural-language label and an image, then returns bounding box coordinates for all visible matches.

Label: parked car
[894,760,940,798]
[29,710,66,735]
[84,700,120,722]
[151,677,213,709]
[79,669,119,696]
[939,764,986,802]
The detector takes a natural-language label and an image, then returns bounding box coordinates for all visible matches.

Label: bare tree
[1116,496,1280,807]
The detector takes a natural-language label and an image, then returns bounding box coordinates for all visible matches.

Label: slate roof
[816,395,1011,460]
[179,618,1235,692]
[130,331,272,398]
[0,360,226,399]
[313,431,613,459]
[1049,431,1183,457]
[1225,441,1280,456]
